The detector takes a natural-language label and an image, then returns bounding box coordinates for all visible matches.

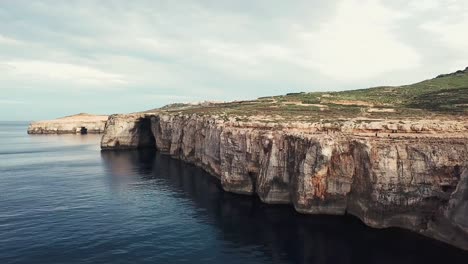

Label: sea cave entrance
[136,117,156,149]
[80,127,88,134]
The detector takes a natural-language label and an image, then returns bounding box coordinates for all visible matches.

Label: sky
[1,0,467,121]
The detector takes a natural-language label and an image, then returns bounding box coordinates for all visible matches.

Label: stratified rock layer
[101,113,468,250]
[28,113,108,134]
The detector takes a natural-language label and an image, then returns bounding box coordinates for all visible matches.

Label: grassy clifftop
[155,67,468,122]
[314,67,468,112]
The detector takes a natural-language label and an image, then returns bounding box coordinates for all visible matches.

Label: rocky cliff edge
[101,112,468,250]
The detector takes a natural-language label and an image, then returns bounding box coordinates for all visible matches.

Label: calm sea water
[0,121,467,264]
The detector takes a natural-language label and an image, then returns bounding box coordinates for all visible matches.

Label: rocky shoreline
[101,113,468,250]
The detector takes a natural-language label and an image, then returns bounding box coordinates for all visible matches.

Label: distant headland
[27,113,108,134]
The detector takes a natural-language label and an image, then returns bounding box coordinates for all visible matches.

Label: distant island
[27,113,108,134]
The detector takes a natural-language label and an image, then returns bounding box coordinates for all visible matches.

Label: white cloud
[421,15,468,55]
[408,0,440,11]
[295,0,420,81]
[0,99,26,105]
[0,34,23,46]
[1,0,467,120]
[1,60,128,86]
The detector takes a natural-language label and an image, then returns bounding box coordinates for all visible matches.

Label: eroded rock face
[101,114,155,150]
[28,113,108,134]
[100,113,468,250]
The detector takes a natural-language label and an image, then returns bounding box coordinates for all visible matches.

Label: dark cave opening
[248,171,257,193]
[136,117,156,149]
[80,127,88,134]
[440,184,454,193]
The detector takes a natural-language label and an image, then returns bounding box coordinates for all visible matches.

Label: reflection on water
[100,150,468,264]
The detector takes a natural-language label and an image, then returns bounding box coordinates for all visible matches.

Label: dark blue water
[1,122,467,264]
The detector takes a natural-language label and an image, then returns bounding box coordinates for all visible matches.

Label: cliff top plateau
[31,113,109,123]
[146,67,467,124]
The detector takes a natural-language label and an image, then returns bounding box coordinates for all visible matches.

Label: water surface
[1,122,467,264]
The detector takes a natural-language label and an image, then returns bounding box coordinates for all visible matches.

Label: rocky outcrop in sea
[28,113,108,134]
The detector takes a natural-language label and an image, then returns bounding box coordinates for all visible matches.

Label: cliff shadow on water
[100,149,468,264]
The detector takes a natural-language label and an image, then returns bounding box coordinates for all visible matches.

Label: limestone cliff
[28,113,108,134]
[101,113,468,250]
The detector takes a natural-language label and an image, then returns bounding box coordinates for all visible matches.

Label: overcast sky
[1,0,467,120]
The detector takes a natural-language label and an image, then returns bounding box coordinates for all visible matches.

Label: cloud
[295,0,421,81]
[0,99,27,105]
[0,34,23,45]
[421,12,468,55]
[0,0,467,120]
[1,60,128,86]
[407,0,441,11]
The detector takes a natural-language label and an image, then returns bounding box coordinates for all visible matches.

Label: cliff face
[101,113,468,250]
[101,114,155,148]
[28,113,108,134]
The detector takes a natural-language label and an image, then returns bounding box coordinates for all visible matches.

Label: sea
[0,121,467,264]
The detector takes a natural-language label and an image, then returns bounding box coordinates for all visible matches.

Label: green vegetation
[154,68,468,122]
[325,70,468,111]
